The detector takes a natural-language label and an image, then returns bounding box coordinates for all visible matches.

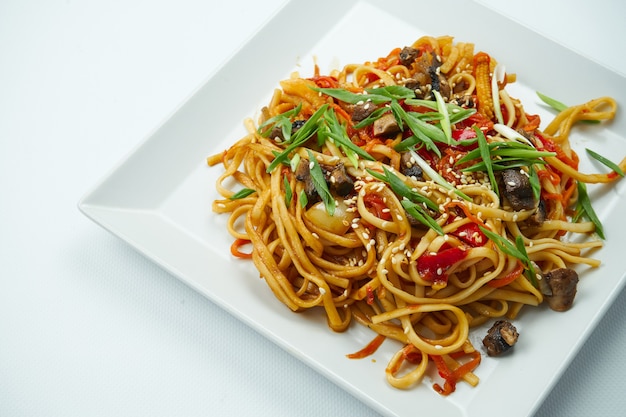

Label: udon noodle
[208,35,623,394]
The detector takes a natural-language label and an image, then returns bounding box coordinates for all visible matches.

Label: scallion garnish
[312,85,415,105]
[299,189,308,208]
[283,175,293,206]
[290,153,301,173]
[353,107,390,129]
[409,149,471,201]
[306,150,335,216]
[229,188,256,200]
[365,166,443,234]
[457,137,555,172]
[433,90,451,144]
[493,123,535,147]
[366,167,439,212]
[479,226,538,287]
[586,148,624,177]
[319,107,375,167]
[476,126,499,197]
[401,199,444,235]
[574,181,605,239]
[536,91,568,112]
[257,103,302,139]
[266,104,328,173]
[536,91,599,124]
[528,165,541,202]
[392,102,443,156]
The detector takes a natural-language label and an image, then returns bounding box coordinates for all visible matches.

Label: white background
[2,0,625,416]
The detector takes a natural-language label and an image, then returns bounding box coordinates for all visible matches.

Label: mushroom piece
[294,158,319,205]
[500,168,535,211]
[400,151,423,181]
[268,119,306,142]
[351,101,377,122]
[526,199,547,226]
[399,46,419,67]
[373,113,400,137]
[325,163,354,197]
[543,268,579,311]
[482,320,519,357]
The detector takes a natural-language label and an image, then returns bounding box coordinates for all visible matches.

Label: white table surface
[2,0,625,416]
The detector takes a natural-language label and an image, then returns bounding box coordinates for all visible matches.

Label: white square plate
[79,0,626,416]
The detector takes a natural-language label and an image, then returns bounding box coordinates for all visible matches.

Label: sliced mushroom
[526,199,547,226]
[351,101,377,122]
[500,168,535,211]
[325,163,354,197]
[400,151,423,181]
[543,268,579,311]
[373,113,400,137]
[294,158,319,204]
[268,119,306,142]
[482,320,519,357]
[399,46,419,67]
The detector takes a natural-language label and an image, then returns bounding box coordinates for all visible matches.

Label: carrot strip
[487,261,523,288]
[231,238,253,259]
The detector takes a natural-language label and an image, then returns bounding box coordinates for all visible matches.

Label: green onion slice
[586,148,624,177]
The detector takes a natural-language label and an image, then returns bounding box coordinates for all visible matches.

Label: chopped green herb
[365,85,416,101]
[528,165,541,202]
[433,90,451,144]
[391,102,442,156]
[574,181,605,239]
[536,91,599,124]
[283,175,293,206]
[457,136,555,173]
[409,149,471,201]
[320,107,375,166]
[229,188,256,200]
[312,85,414,105]
[479,226,537,287]
[476,126,499,197]
[353,107,389,129]
[258,103,302,139]
[536,91,568,112]
[366,167,439,212]
[586,148,624,177]
[266,104,328,173]
[306,150,335,216]
[401,199,444,235]
[290,153,301,173]
[299,189,308,208]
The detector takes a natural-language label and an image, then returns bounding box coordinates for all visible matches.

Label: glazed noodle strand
[208,35,623,395]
